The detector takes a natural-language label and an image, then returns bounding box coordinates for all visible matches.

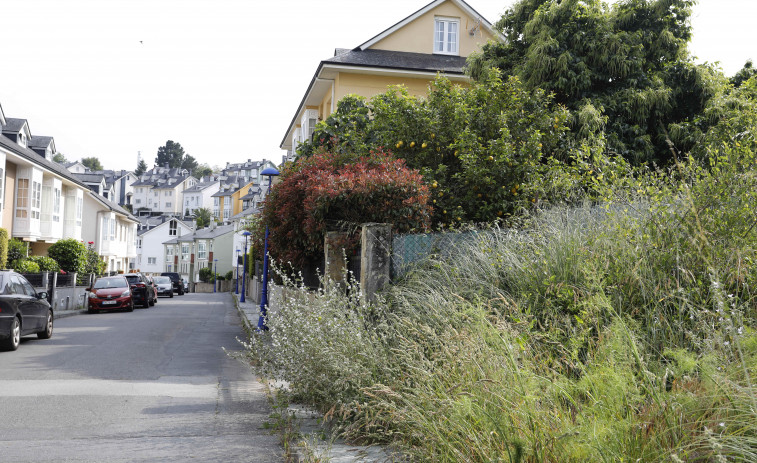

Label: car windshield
[93,277,127,289]
[124,275,140,284]
[154,276,170,284]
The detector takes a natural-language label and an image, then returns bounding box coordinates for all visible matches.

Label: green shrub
[47,239,87,273]
[7,239,28,268]
[225,270,234,281]
[198,266,214,283]
[27,255,60,272]
[0,228,8,269]
[14,259,40,273]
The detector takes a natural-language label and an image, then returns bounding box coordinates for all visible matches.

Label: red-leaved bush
[258,149,431,267]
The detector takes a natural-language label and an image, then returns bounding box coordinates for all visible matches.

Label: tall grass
[243,150,757,461]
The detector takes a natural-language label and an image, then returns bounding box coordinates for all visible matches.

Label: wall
[3,161,16,229]
[369,1,495,57]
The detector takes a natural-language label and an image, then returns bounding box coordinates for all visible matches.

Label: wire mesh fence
[391,229,491,281]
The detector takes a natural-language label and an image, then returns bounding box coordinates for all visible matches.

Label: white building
[131,166,197,216]
[136,217,194,274]
[182,176,220,216]
[81,192,139,273]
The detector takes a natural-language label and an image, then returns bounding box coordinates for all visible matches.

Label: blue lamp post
[235,248,240,294]
[213,258,218,293]
[258,166,280,331]
[240,231,251,303]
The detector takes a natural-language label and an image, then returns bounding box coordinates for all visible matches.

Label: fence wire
[391,230,490,280]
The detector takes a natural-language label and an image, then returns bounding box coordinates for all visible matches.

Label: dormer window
[18,133,27,148]
[434,17,459,55]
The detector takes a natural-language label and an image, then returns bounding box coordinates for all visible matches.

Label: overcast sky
[1,0,754,172]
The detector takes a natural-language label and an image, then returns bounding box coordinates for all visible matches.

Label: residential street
[0,292,281,463]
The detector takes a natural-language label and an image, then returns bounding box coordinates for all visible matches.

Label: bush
[198,266,214,283]
[0,228,8,269]
[14,259,40,273]
[225,270,234,281]
[27,255,60,272]
[7,239,28,268]
[47,239,87,273]
[259,149,431,267]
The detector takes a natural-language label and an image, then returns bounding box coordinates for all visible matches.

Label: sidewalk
[232,291,397,463]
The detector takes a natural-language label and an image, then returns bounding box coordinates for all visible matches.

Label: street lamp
[240,231,251,303]
[235,248,240,294]
[213,258,218,293]
[258,166,280,331]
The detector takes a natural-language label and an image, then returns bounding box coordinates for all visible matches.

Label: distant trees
[155,140,198,171]
[53,152,67,163]
[81,156,103,171]
[194,163,214,178]
[194,207,212,229]
[134,159,148,176]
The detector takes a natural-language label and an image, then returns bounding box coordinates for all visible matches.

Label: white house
[131,166,197,216]
[81,191,139,273]
[182,175,220,216]
[136,216,194,274]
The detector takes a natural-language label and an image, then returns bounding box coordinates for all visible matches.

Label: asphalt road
[0,292,282,462]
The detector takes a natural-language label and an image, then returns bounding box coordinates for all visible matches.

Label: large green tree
[467,0,721,166]
[134,159,148,176]
[81,156,103,171]
[155,140,197,171]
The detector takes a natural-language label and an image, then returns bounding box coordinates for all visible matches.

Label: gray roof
[162,224,234,245]
[73,172,106,184]
[131,166,192,187]
[137,216,194,236]
[1,118,28,133]
[240,187,260,200]
[231,205,260,219]
[327,48,467,74]
[0,134,89,189]
[28,135,53,149]
[211,189,233,198]
[183,179,219,193]
[89,192,139,222]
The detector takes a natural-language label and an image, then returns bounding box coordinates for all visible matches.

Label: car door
[10,274,43,333]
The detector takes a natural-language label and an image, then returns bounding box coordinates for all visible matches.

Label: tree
[194,163,214,178]
[155,140,187,168]
[134,159,148,176]
[181,154,198,172]
[81,157,103,171]
[467,0,720,166]
[47,239,87,273]
[53,152,67,163]
[731,60,757,88]
[194,207,212,229]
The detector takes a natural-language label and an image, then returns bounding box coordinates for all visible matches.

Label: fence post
[360,223,392,302]
[71,273,77,288]
[50,271,58,305]
[324,231,349,288]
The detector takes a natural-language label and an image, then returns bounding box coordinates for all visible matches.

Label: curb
[54,309,87,320]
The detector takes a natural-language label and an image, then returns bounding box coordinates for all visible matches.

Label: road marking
[0,379,218,398]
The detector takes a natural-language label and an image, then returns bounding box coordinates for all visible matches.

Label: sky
[0,0,754,172]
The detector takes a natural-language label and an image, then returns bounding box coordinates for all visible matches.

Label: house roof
[211,189,233,198]
[137,216,194,236]
[183,179,219,193]
[162,224,235,244]
[231,205,260,219]
[73,172,106,184]
[327,48,468,74]
[0,134,89,189]
[1,117,29,134]
[27,135,54,150]
[240,187,260,200]
[88,191,140,223]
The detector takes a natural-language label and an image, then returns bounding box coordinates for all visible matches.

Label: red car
[88,276,134,313]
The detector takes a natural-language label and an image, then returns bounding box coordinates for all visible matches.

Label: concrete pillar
[360,223,392,302]
[324,231,349,286]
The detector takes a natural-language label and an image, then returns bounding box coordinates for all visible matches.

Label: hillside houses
[132,166,197,216]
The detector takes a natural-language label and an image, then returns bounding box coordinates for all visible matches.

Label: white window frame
[434,17,459,55]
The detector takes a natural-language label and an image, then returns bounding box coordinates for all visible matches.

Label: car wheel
[37,310,53,339]
[1,317,21,351]
[178,288,184,295]
[169,292,173,298]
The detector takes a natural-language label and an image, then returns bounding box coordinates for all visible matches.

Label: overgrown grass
[242,149,757,461]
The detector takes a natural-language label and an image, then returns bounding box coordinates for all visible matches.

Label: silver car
[152,276,174,298]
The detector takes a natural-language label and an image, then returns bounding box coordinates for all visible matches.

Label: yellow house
[212,180,256,222]
[280,0,502,157]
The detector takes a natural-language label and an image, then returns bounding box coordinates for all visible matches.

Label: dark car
[153,276,174,298]
[124,273,156,308]
[88,276,134,313]
[0,270,54,351]
[160,272,185,295]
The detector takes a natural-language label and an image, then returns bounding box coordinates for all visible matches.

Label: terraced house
[280,0,502,159]
[131,165,197,216]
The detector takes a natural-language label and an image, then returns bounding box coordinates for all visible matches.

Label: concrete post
[324,231,349,287]
[360,223,392,302]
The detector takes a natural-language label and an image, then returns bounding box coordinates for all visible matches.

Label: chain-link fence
[391,230,491,280]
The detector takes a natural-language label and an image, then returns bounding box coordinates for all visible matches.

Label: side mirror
[37,291,48,300]
[86,287,92,292]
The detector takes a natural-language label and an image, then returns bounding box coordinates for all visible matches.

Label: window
[110,218,116,241]
[148,257,156,265]
[434,18,459,55]
[166,202,172,208]
[135,199,141,204]
[169,220,177,236]
[15,178,28,218]
[166,247,174,262]
[181,243,189,261]
[165,191,171,197]
[155,191,159,197]
[137,238,142,249]
[198,241,207,259]
[53,188,61,222]
[32,181,41,220]
[223,200,231,219]
[102,217,109,241]
[76,196,83,226]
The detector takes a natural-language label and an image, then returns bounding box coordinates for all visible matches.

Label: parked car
[0,270,54,351]
[124,273,156,308]
[88,276,134,313]
[146,275,159,303]
[161,272,185,295]
[153,276,174,298]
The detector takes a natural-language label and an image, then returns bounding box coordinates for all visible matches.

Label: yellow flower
[398,140,403,146]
